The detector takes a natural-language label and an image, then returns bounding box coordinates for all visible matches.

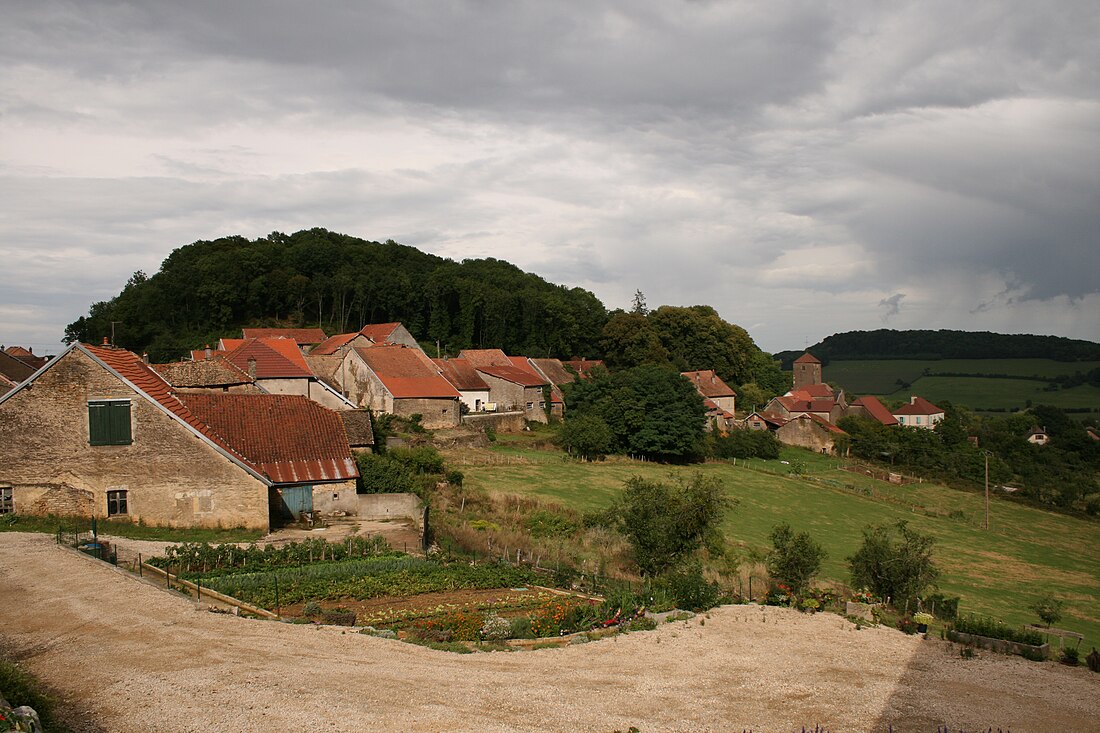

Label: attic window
[88,399,132,446]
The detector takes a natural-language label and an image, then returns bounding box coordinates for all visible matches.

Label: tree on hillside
[615,473,731,576]
[649,305,757,386]
[557,414,614,461]
[600,311,671,370]
[766,523,827,596]
[848,520,940,607]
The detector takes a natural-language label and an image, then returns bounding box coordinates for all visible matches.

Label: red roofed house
[357,322,420,349]
[433,358,491,414]
[222,337,355,411]
[892,396,945,429]
[775,413,848,455]
[310,332,373,357]
[241,327,328,354]
[742,410,787,432]
[459,349,550,423]
[342,345,460,428]
[0,344,358,530]
[3,346,49,370]
[682,370,736,432]
[847,395,899,426]
[561,359,605,377]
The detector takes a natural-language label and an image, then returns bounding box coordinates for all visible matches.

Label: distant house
[847,395,899,426]
[743,410,787,432]
[310,332,373,357]
[241,328,328,354]
[892,396,944,429]
[0,343,358,530]
[1026,426,1050,445]
[459,349,550,423]
[775,413,847,455]
[764,394,841,424]
[357,322,421,349]
[682,370,736,431]
[342,345,460,428]
[433,358,491,414]
[0,349,38,386]
[151,357,258,393]
[222,337,355,411]
[561,359,605,377]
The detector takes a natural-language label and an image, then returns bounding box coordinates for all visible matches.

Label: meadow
[458,440,1100,649]
[822,358,1100,413]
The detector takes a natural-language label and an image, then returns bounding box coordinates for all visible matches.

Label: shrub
[302,600,322,618]
[1030,593,1065,627]
[389,446,445,475]
[509,617,535,639]
[1060,647,1080,666]
[896,616,918,635]
[411,610,485,642]
[658,564,722,612]
[557,414,614,460]
[1086,647,1100,673]
[480,613,512,641]
[953,614,1044,646]
[356,453,414,494]
[848,520,940,608]
[922,592,959,621]
[524,510,577,538]
[445,469,464,487]
[321,608,358,626]
[766,523,826,597]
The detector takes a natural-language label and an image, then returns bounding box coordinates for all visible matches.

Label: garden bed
[947,629,1050,660]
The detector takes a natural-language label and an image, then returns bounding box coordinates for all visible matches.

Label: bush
[302,600,322,618]
[557,414,614,460]
[766,523,826,597]
[922,592,959,621]
[480,613,512,641]
[658,564,722,612]
[321,608,358,626]
[356,453,414,494]
[709,430,780,460]
[524,510,577,538]
[389,446,445,475]
[848,520,940,608]
[1060,647,1080,666]
[509,616,535,639]
[953,614,1044,646]
[445,469,464,487]
[1086,647,1100,673]
[0,659,63,732]
[1030,593,1065,627]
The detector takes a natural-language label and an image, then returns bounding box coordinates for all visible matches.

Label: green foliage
[657,563,723,611]
[63,228,609,361]
[565,364,707,462]
[524,510,578,538]
[953,614,1044,646]
[1060,646,1080,666]
[0,659,68,733]
[388,446,445,474]
[766,523,827,596]
[356,453,415,494]
[0,513,262,544]
[614,473,731,576]
[152,536,394,576]
[1030,593,1065,627]
[922,592,959,621]
[848,520,940,608]
[708,430,780,460]
[557,414,614,460]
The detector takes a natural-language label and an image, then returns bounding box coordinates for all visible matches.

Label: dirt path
[0,533,1095,733]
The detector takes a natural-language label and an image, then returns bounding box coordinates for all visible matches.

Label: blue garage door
[280,485,313,519]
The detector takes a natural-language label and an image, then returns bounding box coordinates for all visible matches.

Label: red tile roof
[241,328,327,345]
[747,411,788,428]
[789,384,835,400]
[311,333,361,355]
[776,395,835,414]
[805,413,848,435]
[358,323,402,343]
[152,357,253,388]
[475,364,549,387]
[224,338,313,379]
[355,346,460,399]
[851,395,898,426]
[190,346,227,362]
[794,353,821,364]
[459,349,512,368]
[4,346,49,370]
[460,349,548,387]
[893,396,944,416]
[682,370,736,398]
[433,358,490,392]
[561,359,604,377]
[181,393,357,483]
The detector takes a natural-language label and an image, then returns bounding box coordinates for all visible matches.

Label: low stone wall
[463,411,527,433]
[357,493,423,528]
[947,629,1050,660]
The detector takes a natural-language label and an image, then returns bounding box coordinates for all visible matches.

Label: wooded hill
[776,329,1100,367]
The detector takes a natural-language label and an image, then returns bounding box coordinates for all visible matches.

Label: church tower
[793,352,823,390]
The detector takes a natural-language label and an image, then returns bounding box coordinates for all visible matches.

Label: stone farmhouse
[433,357,491,414]
[0,343,358,530]
[775,413,848,454]
[340,345,461,429]
[682,370,737,432]
[458,349,550,423]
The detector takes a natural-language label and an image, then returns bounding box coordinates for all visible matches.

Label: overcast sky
[2,1,1098,355]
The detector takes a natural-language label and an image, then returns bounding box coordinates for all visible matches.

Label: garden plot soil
[1,532,1097,733]
[279,586,544,622]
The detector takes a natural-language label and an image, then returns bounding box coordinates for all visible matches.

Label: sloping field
[460,446,1100,650]
[1,533,1097,732]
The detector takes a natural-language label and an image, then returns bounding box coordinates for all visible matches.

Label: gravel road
[0,533,1095,732]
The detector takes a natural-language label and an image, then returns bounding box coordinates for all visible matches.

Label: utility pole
[983,450,992,530]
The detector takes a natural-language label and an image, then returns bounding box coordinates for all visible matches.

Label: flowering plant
[851,589,880,604]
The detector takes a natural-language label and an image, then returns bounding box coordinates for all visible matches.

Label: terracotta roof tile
[241,328,327,345]
[805,413,848,435]
[475,364,548,387]
[682,370,736,398]
[340,410,376,447]
[851,395,898,426]
[358,322,402,343]
[561,359,604,377]
[458,349,512,368]
[789,384,835,399]
[224,338,313,379]
[311,333,361,355]
[181,393,358,483]
[893,396,943,416]
[355,346,460,399]
[794,353,821,364]
[433,358,490,391]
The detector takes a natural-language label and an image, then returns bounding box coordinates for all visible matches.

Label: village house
[1026,426,1050,445]
[219,337,355,411]
[742,410,787,432]
[433,357,491,414]
[892,396,945,428]
[682,370,736,432]
[356,322,421,349]
[0,349,38,392]
[774,413,848,455]
[0,343,358,530]
[151,356,259,393]
[341,345,461,428]
[3,346,49,370]
[240,327,328,354]
[458,349,550,423]
[846,395,899,426]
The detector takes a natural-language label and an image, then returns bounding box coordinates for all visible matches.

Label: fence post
[748,576,752,601]
[274,573,281,617]
[138,553,143,577]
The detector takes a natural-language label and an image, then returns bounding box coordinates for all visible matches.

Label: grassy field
[458,442,1100,650]
[822,358,1100,413]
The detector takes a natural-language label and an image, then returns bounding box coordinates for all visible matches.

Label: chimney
[911,396,918,405]
[204,344,212,360]
[247,357,257,379]
[102,337,109,346]
[142,353,150,364]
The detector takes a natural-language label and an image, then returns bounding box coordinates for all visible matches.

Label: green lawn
[461,444,1100,649]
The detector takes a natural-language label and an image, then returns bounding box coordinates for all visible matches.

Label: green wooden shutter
[89,401,110,445]
[109,401,132,444]
[89,400,132,445]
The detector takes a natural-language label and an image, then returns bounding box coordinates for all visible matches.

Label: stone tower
[793,352,822,390]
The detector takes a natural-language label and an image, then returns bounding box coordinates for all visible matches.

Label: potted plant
[913,612,934,634]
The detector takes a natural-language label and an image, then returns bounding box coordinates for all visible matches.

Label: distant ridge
[776,329,1100,367]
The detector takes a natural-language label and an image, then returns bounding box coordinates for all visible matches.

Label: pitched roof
[776,395,835,414]
[181,393,358,483]
[561,359,604,377]
[0,349,36,383]
[358,322,402,343]
[893,396,943,416]
[794,353,821,364]
[529,358,577,387]
[241,328,327,345]
[151,357,253,388]
[805,413,848,435]
[433,358,490,391]
[340,410,376,448]
[745,410,788,428]
[190,346,227,362]
[703,399,735,419]
[354,346,460,399]
[224,337,313,379]
[851,395,898,426]
[459,349,512,368]
[475,363,549,387]
[682,370,736,398]
[460,349,548,387]
[310,333,361,355]
[789,383,835,400]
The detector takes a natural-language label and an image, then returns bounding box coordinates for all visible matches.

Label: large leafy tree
[848,520,940,607]
[766,523,827,595]
[614,473,731,576]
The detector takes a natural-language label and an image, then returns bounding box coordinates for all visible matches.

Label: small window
[89,400,132,446]
[0,486,12,514]
[107,489,128,516]
[526,402,534,410]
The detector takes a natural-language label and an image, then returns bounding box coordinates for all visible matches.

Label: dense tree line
[776,329,1100,366]
[64,229,609,362]
[838,404,1100,514]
